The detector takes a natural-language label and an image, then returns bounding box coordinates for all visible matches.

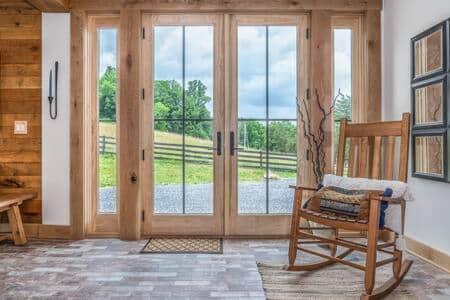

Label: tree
[153,79,212,139]
[99,66,117,120]
[268,122,296,153]
[334,94,352,121]
[333,94,352,163]
[239,121,266,150]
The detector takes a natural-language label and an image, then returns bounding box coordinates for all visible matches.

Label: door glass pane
[98,28,118,213]
[237,26,297,215]
[238,26,266,119]
[268,121,297,213]
[154,121,183,214]
[185,121,214,214]
[268,27,297,119]
[153,25,214,215]
[154,26,183,84]
[185,26,214,119]
[238,121,267,214]
[333,29,352,172]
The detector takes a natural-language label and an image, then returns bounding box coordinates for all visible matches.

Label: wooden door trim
[227,14,309,236]
[141,13,225,236]
[70,0,382,12]
[70,10,86,240]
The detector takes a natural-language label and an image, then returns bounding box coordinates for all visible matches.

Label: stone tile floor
[0,239,449,299]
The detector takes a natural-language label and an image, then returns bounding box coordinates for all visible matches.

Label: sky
[98,26,352,119]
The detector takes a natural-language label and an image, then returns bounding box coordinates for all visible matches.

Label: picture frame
[411,129,449,182]
[411,20,448,83]
[411,74,449,129]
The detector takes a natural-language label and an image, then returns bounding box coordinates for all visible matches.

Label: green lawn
[99,121,296,188]
[100,155,296,187]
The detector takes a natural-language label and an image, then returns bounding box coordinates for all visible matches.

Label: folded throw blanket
[321,174,413,249]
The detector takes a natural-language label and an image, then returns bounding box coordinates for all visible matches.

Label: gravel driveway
[99,179,295,214]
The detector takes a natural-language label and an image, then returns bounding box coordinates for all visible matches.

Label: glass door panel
[142,14,223,236]
[229,15,307,236]
[153,25,215,215]
[87,16,120,235]
[237,25,297,214]
[98,28,118,214]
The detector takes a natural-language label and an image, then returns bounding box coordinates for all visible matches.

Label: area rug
[141,238,223,254]
[257,260,416,300]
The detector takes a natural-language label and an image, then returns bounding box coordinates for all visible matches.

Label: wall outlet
[14,121,28,135]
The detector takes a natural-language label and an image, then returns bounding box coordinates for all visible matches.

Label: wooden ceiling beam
[69,0,382,12]
[26,0,69,12]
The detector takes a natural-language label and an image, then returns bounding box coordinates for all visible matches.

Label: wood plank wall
[0,10,42,223]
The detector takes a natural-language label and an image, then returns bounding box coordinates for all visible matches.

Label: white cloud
[334,29,352,96]
[99,29,117,75]
[97,25,353,118]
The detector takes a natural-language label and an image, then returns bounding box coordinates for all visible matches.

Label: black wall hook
[48,61,59,120]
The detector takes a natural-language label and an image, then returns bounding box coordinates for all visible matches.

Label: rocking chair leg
[329,229,337,257]
[288,189,303,266]
[363,199,381,297]
[393,249,402,278]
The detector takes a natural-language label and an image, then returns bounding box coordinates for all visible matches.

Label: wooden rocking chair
[288,113,412,299]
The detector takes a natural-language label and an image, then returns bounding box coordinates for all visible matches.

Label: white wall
[41,13,71,225]
[382,0,450,254]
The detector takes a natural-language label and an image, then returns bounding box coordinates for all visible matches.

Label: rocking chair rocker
[288,113,412,299]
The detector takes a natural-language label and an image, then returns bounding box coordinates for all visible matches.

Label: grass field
[99,121,296,188]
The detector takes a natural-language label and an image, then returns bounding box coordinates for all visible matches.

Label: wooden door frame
[85,15,120,236]
[141,13,225,236]
[70,8,381,241]
[226,14,310,236]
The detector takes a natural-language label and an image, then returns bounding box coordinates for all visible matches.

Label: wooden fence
[99,136,296,172]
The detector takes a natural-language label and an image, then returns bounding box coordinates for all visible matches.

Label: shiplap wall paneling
[0,12,42,223]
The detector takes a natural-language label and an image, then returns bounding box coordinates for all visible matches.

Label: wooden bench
[0,193,35,245]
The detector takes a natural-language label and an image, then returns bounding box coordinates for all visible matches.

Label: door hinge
[141,210,145,222]
[142,149,145,161]
[306,88,311,99]
[142,88,145,100]
[306,28,310,39]
[142,27,145,39]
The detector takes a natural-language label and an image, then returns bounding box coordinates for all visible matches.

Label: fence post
[101,136,106,154]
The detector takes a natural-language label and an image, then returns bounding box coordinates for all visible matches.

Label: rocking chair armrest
[368,193,405,205]
[289,185,318,192]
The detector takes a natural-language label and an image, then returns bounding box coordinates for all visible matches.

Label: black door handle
[207,132,222,156]
[208,131,222,156]
[216,131,222,156]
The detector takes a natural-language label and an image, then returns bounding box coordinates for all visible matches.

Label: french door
[227,15,308,235]
[142,14,308,236]
[141,14,225,235]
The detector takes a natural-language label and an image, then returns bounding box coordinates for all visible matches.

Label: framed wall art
[411,19,450,182]
[411,20,448,83]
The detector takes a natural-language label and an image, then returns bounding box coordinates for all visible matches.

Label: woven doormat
[141,238,223,254]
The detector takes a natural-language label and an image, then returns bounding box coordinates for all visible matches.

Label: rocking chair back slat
[384,136,396,180]
[337,112,410,182]
[398,114,411,182]
[347,137,357,177]
[359,137,369,178]
[336,119,347,176]
[371,136,382,179]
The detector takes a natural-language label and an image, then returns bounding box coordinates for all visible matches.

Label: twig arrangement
[297,89,343,184]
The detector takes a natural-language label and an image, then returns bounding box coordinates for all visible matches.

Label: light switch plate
[14,121,28,135]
